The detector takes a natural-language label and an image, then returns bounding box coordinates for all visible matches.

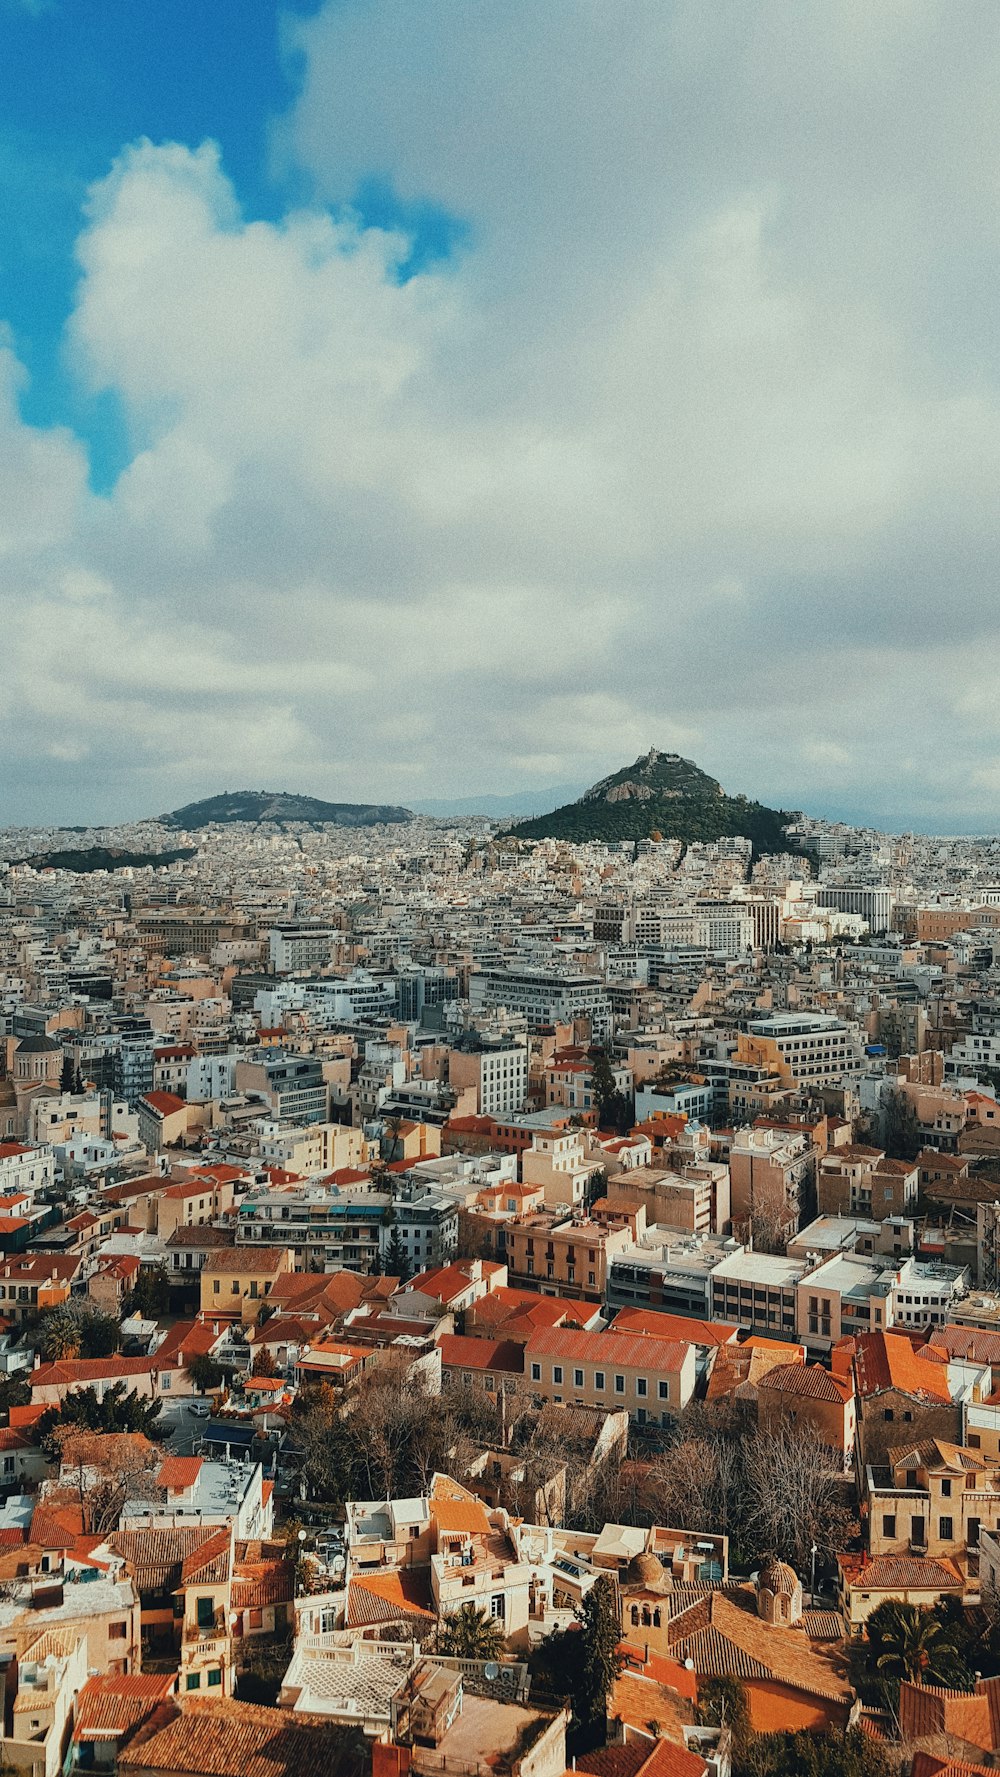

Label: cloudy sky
[2,0,999,830]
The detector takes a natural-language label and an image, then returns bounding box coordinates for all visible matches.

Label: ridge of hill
[162,791,413,830]
[508,750,795,853]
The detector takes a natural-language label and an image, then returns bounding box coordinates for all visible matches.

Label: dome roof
[15,1034,61,1053]
[758,1557,799,1596]
[625,1551,673,1592]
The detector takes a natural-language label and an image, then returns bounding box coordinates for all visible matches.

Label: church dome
[758,1557,799,1597]
[626,1551,673,1593]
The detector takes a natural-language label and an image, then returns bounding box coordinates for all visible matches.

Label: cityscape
[3,5,1000,1777]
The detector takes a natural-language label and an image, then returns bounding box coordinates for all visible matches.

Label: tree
[60,1052,74,1094]
[881,1087,921,1162]
[37,1303,120,1362]
[574,1576,623,1733]
[126,1265,171,1319]
[289,1384,357,1506]
[38,1382,166,1456]
[740,1728,894,1777]
[865,1600,968,1700]
[741,1422,854,1572]
[384,1224,411,1283]
[589,1049,634,1136]
[435,1602,506,1661]
[187,1353,224,1394]
[697,1676,751,1759]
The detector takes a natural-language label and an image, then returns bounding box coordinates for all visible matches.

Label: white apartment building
[268,924,336,973]
[743,1011,865,1087]
[468,968,611,1038]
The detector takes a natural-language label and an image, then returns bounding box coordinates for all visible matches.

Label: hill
[162,791,413,830]
[508,749,794,853]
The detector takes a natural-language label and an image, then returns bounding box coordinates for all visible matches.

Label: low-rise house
[756,1361,857,1463]
[865,1437,1000,1574]
[0,1253,80,1325]
[117,1696,362,1777]
[836,1552,965,1630]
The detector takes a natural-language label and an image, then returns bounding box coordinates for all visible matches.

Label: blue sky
[0,0,462,491]
[3,1,1000,831]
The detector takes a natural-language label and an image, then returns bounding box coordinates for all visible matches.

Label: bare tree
[742,1422,854,1572]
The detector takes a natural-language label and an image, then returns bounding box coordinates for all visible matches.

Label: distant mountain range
[162,791,413,830]
[410,783,587,819]
[508,749,797,852]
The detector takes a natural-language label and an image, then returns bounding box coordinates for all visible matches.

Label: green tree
[37,1304,120,1362]
[740,1728,894,1777]
[574,1575,623,1733]
[864,1600,967,1702]
[435,1603,506,1661]
[880,1087,921,1161]
[698,1676,751,1758]
[38,1382,166,1456]
[126,1265,171,1319]
[589,1050,634,1136]
[187,1353,224,1394]
[384,1224,411,1283]
[60,1052,74,1093]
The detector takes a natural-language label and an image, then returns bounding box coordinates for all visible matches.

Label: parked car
[188,1400,212,1418]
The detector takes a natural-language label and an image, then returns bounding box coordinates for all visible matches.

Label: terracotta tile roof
[202,1247,288,1276]
[181,1528,231,1585]
[898,1680,998,1751]
[118,1697,358,1777]
[105,1527,223,1596]
[30,1502,85,1547]
[346,1569,434,1627]
[437,1334,524,1374]
[854,1331,953,1402]
[665,1590,851,1702]
[839,1554,964,1592]
[74,1672,176,1742]
[31,1354,154,1388]
[431,1498,493,1536]
[757,1362,853,1404]
[930,1325,1000,1367]
[231,1559,294,1609]
[575,1746,648,1777]
[609,1308,740,1347]
[523,1325,691,1372]
[635,1744,709,1777]
[140,1091,187,1116]
[158,1456,204,1491]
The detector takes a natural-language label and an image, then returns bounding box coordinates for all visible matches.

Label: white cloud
[3,6,1000,823]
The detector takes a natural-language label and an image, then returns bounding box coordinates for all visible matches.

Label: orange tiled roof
[117,1697,357,1777]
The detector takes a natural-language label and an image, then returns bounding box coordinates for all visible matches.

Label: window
[939,1517,953,1541]
[530,1363,541,1382]
[636,1377,647,1397]
[197,1597,215,1629]
[594,1371,605,1391]
[207,1669,222,1687]
[186,1673,201,1691]
[614,1375,625,1395]
[212,1279,220,1295]
[574,1369,584,1388]
[941,1478,952,1498]
[883,1408,894,1422]
[109,1622,127,1640]
[490,1594,505,1619]
[883,1515,896,1539]
[552,1366,563,1385]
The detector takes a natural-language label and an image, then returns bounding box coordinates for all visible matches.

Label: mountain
[507,749,795,853]
[410,783,587,819]
[162,791,413,830]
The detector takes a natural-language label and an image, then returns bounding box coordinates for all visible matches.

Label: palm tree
[870,1602,963,1689]
[38,1308,83,1362]
[434,1603,506,1661]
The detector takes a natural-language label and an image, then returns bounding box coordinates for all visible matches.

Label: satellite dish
[684,1658,695,1672]
[484,1662,500,1681]
[332,1556,346,1574]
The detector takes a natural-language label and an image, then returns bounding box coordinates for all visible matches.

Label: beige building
[523,1325,696,1424]
[200,1245,293,1324]
[729,1125,813,1242]
[520,1129,604,1211]
[866,1437,1000,1572]
[505,1213,633,1302]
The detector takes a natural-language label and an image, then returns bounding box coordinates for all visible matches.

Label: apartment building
[235,1184,390,1273]
[468,967,611,1039]
[391,1184,460,1271]
[729,1125,813,1241]
[740,1012,864,1088]
[817,1146,919,1220]
[521,1128,604,1210]
[448,1037,528,1118]
[505,1212,632,1302]
[607,1230,741,1319]
[233,1053,328,1125]
[522,1325,697,1424]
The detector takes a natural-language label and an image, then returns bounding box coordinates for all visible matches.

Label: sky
[3,0,1000,831]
